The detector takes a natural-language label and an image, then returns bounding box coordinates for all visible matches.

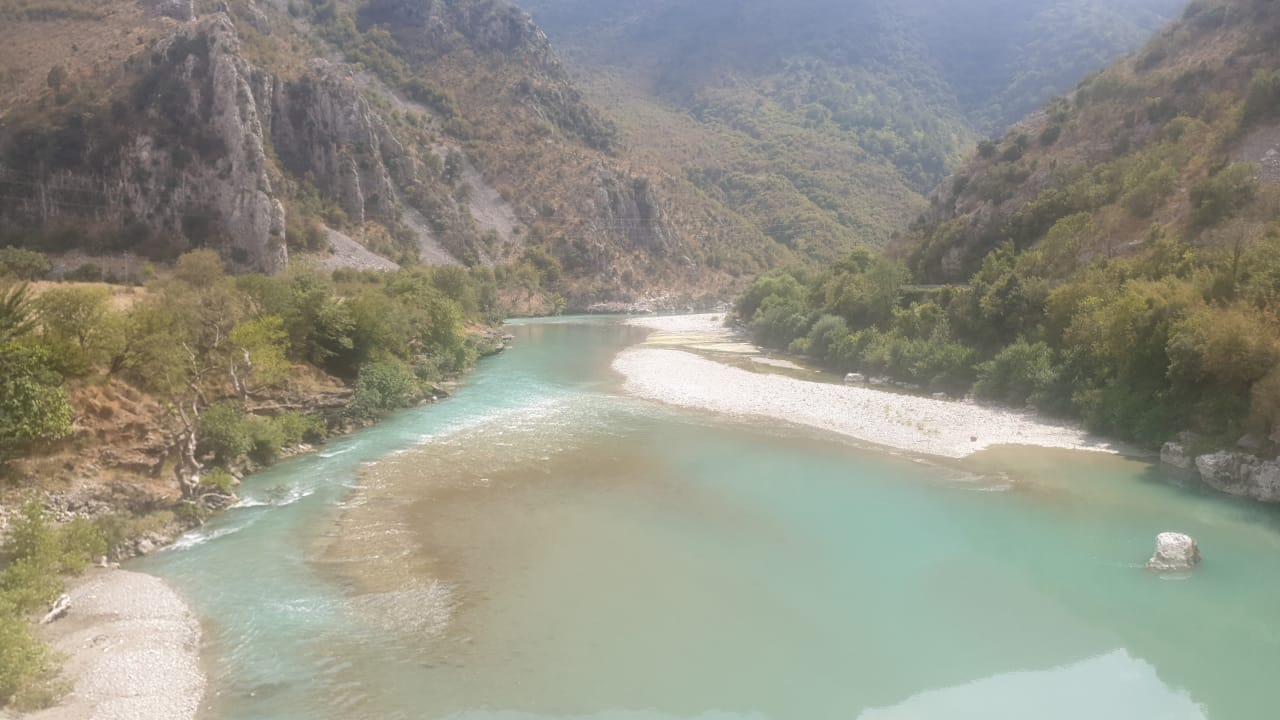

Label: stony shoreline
[17,570,204,720]
[616,314,1118,459]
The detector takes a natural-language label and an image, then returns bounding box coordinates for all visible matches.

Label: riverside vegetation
[2,0,1280,712]
[0,248,503,706]
[736,0,1280,452]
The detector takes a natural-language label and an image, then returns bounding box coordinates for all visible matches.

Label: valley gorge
[2,1,1280,718]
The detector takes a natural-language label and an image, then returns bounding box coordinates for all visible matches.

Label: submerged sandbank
[615,315,1116,459]
[21,570,204,720]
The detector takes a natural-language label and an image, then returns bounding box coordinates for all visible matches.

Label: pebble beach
[616,314,1118,459]
[19,570,204,720]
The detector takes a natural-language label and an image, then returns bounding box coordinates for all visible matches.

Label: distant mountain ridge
[519,0,1186,260]
[0,0,1186,306]
[0,0,773,310]
[904,0,1280,282]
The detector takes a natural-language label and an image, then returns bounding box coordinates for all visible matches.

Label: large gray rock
[1146,532,1200,571]
[1196,451,1280,503]
[1250,461,1280,502]
[1160,441,1192,470]
[1196,451,1255,496]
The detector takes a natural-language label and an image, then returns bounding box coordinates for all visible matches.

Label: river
[136,316,1280,719]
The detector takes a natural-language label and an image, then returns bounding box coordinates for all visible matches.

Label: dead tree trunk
[229,347,253,403]
[174,400,203,501]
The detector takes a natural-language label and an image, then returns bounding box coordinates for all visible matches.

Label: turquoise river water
[136,317,1280,720]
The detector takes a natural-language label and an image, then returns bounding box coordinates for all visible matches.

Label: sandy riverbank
[615,315,1117,459]
[17,570,204,720]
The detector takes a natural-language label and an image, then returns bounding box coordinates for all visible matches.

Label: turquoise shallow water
[136,318,1280,720]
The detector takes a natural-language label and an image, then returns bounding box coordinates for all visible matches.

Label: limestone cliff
[271,60,407,228]
[0,0,759,306]
[0,13,287,272]
[360,0,559,72]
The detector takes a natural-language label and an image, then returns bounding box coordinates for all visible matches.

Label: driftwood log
[40,593,71,625]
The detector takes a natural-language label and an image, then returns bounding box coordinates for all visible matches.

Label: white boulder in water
[1146,532,1200,571]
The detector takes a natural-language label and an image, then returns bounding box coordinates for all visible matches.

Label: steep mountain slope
[736,0,1280,460]
[0,0,784,307]
[906,0,1280,282]
[0,0,1189,303]
[519,0,1185,261]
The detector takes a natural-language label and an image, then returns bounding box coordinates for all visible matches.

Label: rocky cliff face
[141,14,287,271]
[0,0,747,304]
[360,0,559,70]
[582,166,676,257]
[0,13,288,272]
[271,60,408,228]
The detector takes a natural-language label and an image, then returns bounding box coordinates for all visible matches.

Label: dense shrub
[349,358,418,420]
[974,340,1060,407]
[0,248,52,280]
[271,412,327,447]
[1241,69,1280,129]
[197,402,253,465]
[1190,163,1259,228]
[201,468,239,494]
[0,343,73,460]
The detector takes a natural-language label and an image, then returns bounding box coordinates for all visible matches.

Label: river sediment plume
[613,346,1116,459]
[23,570,204,720]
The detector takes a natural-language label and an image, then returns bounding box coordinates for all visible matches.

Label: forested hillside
[521,0,1184,261]
[736,0,1280,454]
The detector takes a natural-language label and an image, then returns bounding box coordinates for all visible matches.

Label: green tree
[974,340,1061,407]
[736,270,805,322]
[34,286,115,373]
[811,250,906,330]
[0,248,52,280]
[35,286,111,352]
[1,503,106,707]
[1167,304,1279,388]
[173,248,226,289]
[0,284,37,344]
[0,343,72,461]
[804,314,850,362]
[349,358,418,420]
[196,401,252,465]
[228,316,290,398]
[1250,366,1280,444]
[122,251,248,498]
[1190,163,1259,228]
